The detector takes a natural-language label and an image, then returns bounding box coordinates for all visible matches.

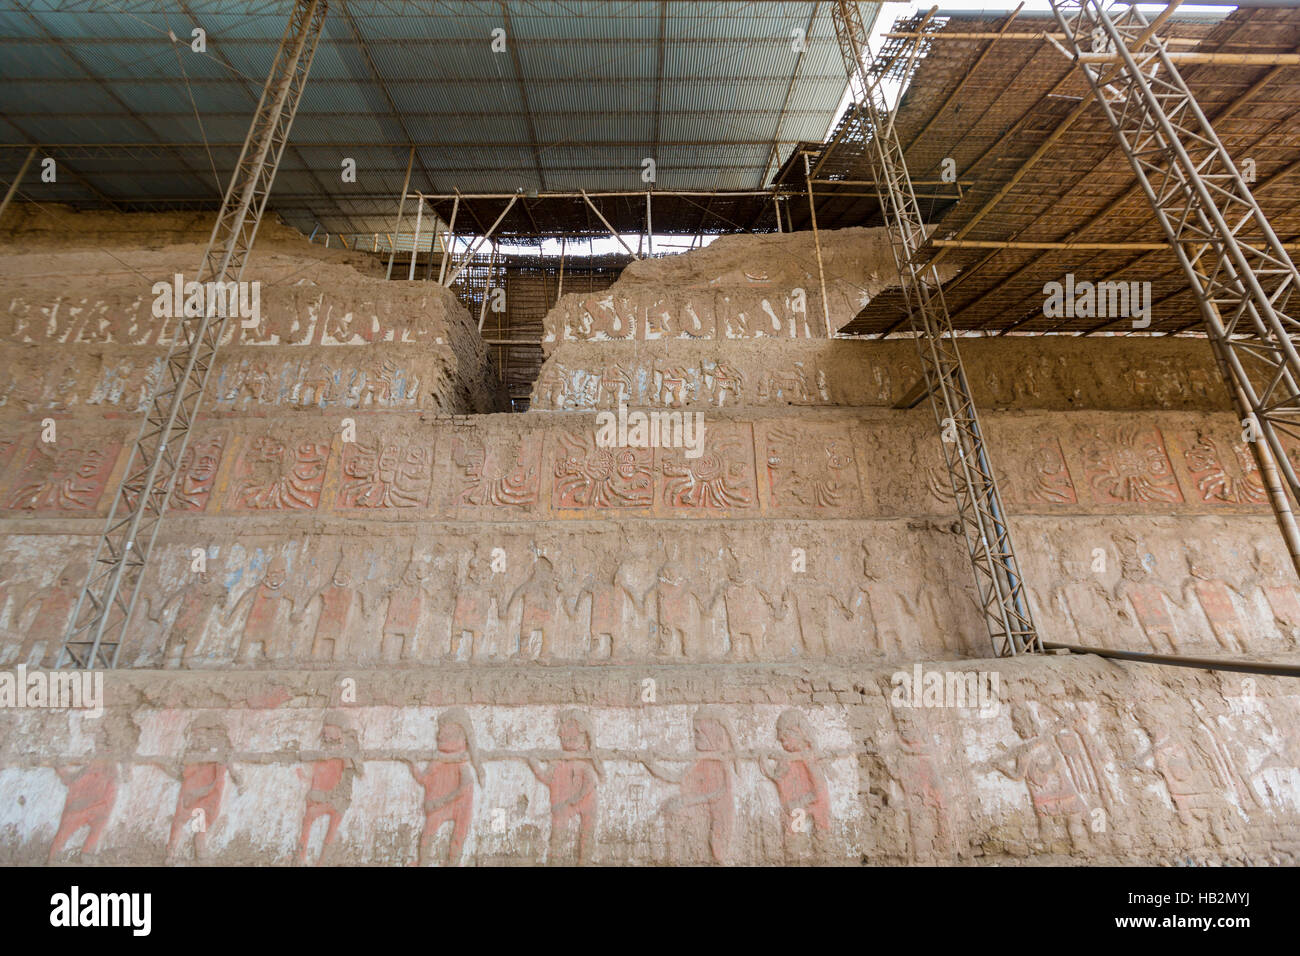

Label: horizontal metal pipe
[1043,641,1300,678]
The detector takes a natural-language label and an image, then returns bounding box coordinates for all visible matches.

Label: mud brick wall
[1,658,1298,865]
[0,222,502,417]
[1,403,1297,668]
[540,227,937,347]
[2,218,1299,867]
[531,337,1227,411]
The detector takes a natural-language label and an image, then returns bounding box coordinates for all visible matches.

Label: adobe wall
[0,207,503,416]
[1,220,1298,866]
[2,659,1298,865]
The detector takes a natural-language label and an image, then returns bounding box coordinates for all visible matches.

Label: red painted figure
[1128,583,1181,654]
[528,710,603,864]
[383,560,430,660]
[407,709,480,866]
[643,709,736,864]
[226,554,294,661]
[164,717,241,861]
[758,710,831,854]
[509,556,559,660]
[297,719,364,865]
[49,759,117,862]
[297,557,367,660]
[1190,578,1247,654]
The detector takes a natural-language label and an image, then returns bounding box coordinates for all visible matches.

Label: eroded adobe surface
[0,218,1298,865]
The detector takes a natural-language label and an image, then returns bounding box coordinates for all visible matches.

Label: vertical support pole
[0,146,38,226]
[774,192,783,233]
[385,144,415,280]
[804,152,833,339]
[557,236,566,302]
[478,241,496,332]
[408,193,423,281]
[646,190,653,256]
[439,192,461,284]
[830,0,1038,655]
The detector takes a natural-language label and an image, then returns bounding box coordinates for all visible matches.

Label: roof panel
[0,0,883,232]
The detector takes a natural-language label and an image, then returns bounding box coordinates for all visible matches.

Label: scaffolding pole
[57,0,327,669]
[0,146,37,226]
[1049,0,1300,583]
[438,191,459,285]
[385,145,414,281]
[408,192,423,280]
[831,0,1040,656]
[803,152,833,339]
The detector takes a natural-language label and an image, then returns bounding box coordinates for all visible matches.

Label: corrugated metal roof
[0,0,879,235]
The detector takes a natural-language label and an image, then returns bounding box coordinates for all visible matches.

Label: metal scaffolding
[830,0,1041,657]
[1049,0,1300,580]
[57,0,328,669]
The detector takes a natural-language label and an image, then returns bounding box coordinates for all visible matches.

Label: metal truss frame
[1049,0,1300,580]
[58,0,328,669]
[830,0,1040,657]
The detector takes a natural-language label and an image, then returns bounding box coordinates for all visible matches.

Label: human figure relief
[382,558,433,661]
[295,554,369,660]
[758,710,831,859]
[596,363,631,406]
[1185,548,1248,654]
[655,364,693,406]
[990,703,1094,853]
[655,561,704,658]
[158,715,242,862]
[528,710,604,864]
[48,721,124,863]
[450,556,494,661]
[406,709,481,867]
[223,554,296,663]
[534,363,570,409]
[778,576,839,658]
[889,707,955,863]
[1255,546,1300,647]
[508,555,561,660]
[1114,537,1183,654]
[14,561,85,667]
[1130,701,1239,845]
[708,361,743,407]
[570,570,626,659]
[716,560,780,660]
[642,709,737,864]
[143,556,226,667]
[297,717,365,866]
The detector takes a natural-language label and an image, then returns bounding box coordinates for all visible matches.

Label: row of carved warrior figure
[44,708,832,866]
